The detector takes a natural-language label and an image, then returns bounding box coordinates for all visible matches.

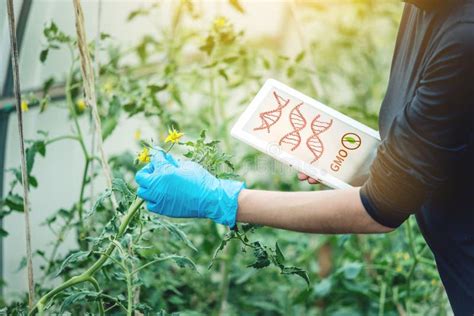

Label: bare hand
[297,172,320,185]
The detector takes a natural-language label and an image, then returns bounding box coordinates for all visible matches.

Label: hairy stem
[86,276,105,316]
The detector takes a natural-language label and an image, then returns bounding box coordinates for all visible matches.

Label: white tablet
[231,79,381,189]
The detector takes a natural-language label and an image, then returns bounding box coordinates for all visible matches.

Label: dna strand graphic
[253,91,290,133]
[306,115,334,163]
[278,103,306,151]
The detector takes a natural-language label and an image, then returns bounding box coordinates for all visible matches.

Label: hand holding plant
[136,149,245,227]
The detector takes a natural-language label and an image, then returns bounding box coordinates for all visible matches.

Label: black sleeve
[361,23,474,228]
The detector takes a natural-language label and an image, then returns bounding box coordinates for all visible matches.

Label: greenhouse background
[0,0,454,315]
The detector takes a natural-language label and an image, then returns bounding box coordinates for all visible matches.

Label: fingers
[137,187,154,201]
[146,201,159,213]
[135,163,154,188]
[297,172,319,185]
[298,172,309,181]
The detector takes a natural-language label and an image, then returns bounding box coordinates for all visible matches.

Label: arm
[237,188,393,234]
[135,152,392,234]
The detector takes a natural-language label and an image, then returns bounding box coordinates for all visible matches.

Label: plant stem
[86,276,105,316]
[30,198,144,315]
[77,158,90,248]
[126,269,133,316]
[405,218,418,313]
[378,281,386,316]
[65,61,89,159]
[45,135,81,146]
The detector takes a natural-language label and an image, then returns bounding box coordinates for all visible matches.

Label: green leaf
[200,35,215,56]
[5,194,24,212]
[40,49,49,63]
[101,117,118,140]
[26,141,46,174]
[87,189,112,218]
[168,255,197,270]
[287,66,295,78]
[160,220,197,252]
[342,262,363,280]
[295,51,306,63]
[209,238,229,269]
[147,83,168,93]
[281,266,310,287]
[218,69,229,81]
[28,175,38,188]
[0,228,8,237]
[223,56,239,63]
[314,278,332,297]
[56,251,91,276]
[262,57,271,70]
[248,242,270,269]
[60,290,100,314]
[275,242,285,264]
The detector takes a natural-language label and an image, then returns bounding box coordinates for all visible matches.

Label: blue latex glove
[135,150,245,227]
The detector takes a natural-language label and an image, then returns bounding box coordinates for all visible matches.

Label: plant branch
[30,198,144,315]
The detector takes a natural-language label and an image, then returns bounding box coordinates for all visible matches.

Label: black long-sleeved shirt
[359,0,474,313]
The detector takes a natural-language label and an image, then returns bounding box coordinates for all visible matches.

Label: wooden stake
[6,0,35,309]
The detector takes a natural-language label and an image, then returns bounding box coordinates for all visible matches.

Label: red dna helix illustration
[253,91,290,133]
[278,103,306,151]
[306,115,334,163]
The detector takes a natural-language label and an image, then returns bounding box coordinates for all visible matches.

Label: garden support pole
[6,0,35,309]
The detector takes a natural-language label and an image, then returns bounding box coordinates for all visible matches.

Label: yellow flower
[137,147,151,164]
[431,279,438,286]
[403,252,410,261]
[134,129,142,140]
[165,128,184,144]
[213,17,227,29]
[21,100,29,112]
[76,99,87,111]
[395,265,402,273]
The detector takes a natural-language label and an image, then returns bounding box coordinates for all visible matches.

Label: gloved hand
[135,149,245,227]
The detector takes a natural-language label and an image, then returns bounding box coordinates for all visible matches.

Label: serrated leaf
[275,242,285,264]
[56,251,91,276]
[161,220,197,252]
[168,255,196,270]
[60,290,100,314]
[248,242,270,269]
[281,266,310,287]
